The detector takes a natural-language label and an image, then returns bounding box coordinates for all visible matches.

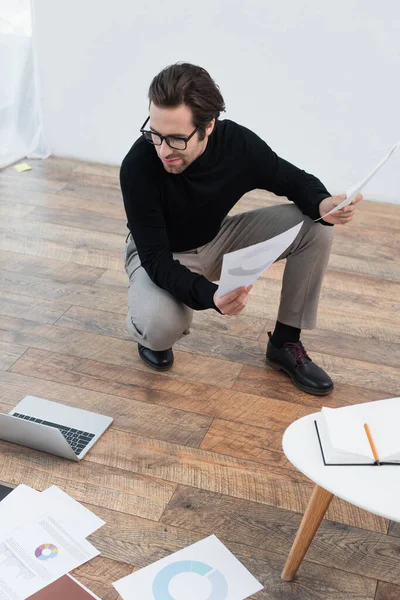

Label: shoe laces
[283,340,311,367]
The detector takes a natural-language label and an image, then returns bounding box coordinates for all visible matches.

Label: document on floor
[218,221,303,297]
[27,574,101,599]
[113,534,263,600]
[316,139,399,221]
[0,485,103,600]
[0,484,105,539]
[0,514,99,600]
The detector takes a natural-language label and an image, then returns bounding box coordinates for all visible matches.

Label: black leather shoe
[266,334,334,396]
[138,344,174,371]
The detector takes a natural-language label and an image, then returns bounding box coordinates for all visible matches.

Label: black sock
[270,321,301,349]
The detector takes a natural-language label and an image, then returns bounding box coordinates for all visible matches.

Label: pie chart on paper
[35,544,59,561]
[152,560,228,600]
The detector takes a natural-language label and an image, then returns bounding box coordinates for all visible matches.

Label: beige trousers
[125,204,334,351]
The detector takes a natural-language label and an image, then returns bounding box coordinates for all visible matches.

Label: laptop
[0,396,113,461]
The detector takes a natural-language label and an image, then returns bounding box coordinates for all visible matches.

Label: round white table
[281,411,400,581]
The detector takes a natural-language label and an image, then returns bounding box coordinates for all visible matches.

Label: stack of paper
[0,484,103,600]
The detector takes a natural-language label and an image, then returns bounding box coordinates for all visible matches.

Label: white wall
[33,0,400,203]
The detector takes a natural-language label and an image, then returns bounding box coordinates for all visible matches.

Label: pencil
[364,423,381,466]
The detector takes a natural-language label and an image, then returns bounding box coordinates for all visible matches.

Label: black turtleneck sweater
[120,119,331,311]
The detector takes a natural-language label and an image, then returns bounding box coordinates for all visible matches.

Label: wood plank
[86,428,385,532]
[334,206,400,231]
[253,373,392,410]
[0,231,123,270]
[303,351,400,395]
[347,199,400,218]
[233,352,400,396]
[9,345,391,424]
[331,226,399,262]
[0,250,105,284]
[58,171,122,204]
[375,581,400,600]
[0,341,27,370]
[253,275,398,318]
[258,327,400,370]
[73,163,119,178]
[72,557,133,600]
[0,188,125,220]
[93,269,127,288]
[38,156,84,170]
[0,290,71,325]
[56,305,400,378]
[60,300,270,344]
[328,253,400,282]
[0,204,34,218]
[176,327,273,368]
[191,310,268,341]
[0,215,125,269]
[55,305,130,339]
[0,270,127,313]
[160,486,397,585]
[0,368,213,448]
[177,322,400,370]
[67,170,120,191]
[387,520,400,537]
[0,217,123,251]
[0,441,176,521]
[57,181,122,204]
[247,281,399,343]
[28,205,127,236]
[56,305,272,361]
[201,418,293,462]
[261,261,400,302]
[5,157,79,177]
[86,506,378,600]
[0,169,68,193]
[240,189,400,223]
[0,319,241,388]
[6,348,315,429]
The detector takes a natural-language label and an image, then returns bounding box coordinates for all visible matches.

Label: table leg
[281,484,334,581]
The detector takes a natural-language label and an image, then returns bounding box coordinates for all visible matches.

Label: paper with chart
[0,484,105,539]
[316,139,399,221]
[0,485,103,600]
[0,514,99,600]
[113,534,263,600]
[218,221,303,297]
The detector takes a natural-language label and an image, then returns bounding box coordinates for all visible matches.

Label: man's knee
[305,218,334,251]
[126,303,193,351]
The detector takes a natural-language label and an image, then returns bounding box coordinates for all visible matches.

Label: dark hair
[148,63,225,140]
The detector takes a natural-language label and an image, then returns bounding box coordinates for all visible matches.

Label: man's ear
[205,118,216,137]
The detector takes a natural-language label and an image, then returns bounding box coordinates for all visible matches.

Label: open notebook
[315,397,400,466]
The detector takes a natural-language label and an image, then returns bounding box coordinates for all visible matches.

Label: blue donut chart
[152,560,228,600]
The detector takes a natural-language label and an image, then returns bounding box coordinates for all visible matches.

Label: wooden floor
[0,157,399,600]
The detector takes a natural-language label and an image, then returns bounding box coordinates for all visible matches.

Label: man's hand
[213,285,253,316]
[319,193,363,225]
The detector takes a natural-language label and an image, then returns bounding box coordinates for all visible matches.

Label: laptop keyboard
[12,413,96,455]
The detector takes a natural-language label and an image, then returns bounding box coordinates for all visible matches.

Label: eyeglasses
[140,116,199,151]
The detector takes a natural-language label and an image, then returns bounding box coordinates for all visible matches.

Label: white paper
[218,222,303,297]
[316,140,399,221]
[0,485,104,540]
[320,398,400,463]
[0,515,99,600]
[113,534,263,600]
[41,487,105,538]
